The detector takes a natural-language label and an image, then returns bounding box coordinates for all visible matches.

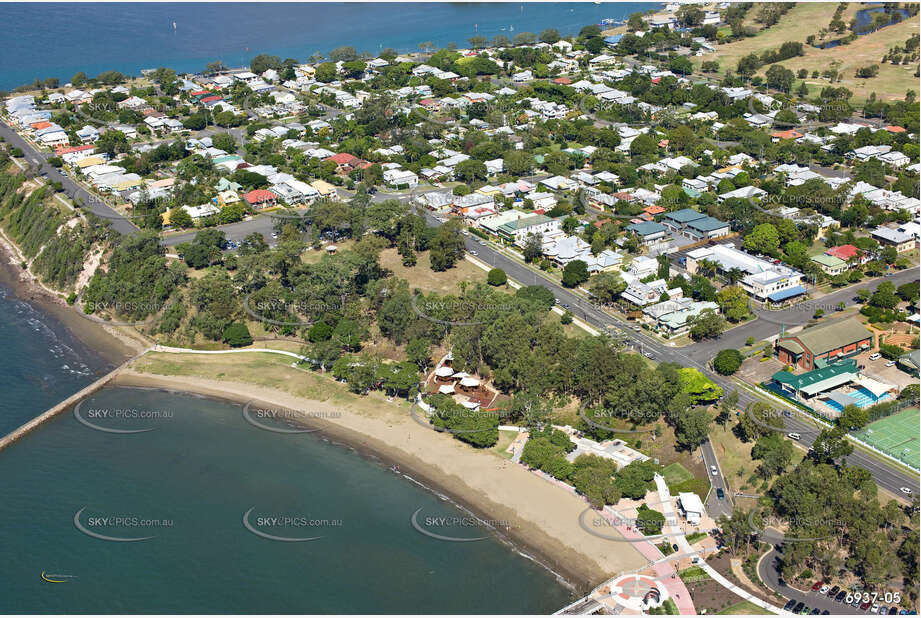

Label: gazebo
[438,384,455,395]
[434,366,454,383]
[458,377,480,392]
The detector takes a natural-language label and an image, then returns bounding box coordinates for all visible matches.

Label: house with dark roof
[625,221,667,246]
[775,317,873,370]
[662,208,730,240]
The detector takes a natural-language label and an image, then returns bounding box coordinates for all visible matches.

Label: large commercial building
[685,244,804,302]
[775,317,873,370]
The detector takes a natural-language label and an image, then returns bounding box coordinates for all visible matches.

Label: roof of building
[772,359,859,396]
[626,221,666,236]
[664,208,706,224]
[687,215,728,233]
[245,189,276,203]
[810,253,846,268]
[825,245,860,260]
[777,317,871,356]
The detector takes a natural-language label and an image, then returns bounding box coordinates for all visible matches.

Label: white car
[710,465,718,476]
[787,432,801,441]
[469,250,478,256]
[900,487,913,495]
[869,352,881,361]
[819,584,830,594]
[885,360,896,367]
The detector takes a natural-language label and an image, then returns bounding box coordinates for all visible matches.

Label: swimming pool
[825,388,891,411]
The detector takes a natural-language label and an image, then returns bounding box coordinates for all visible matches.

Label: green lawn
[662,462,694,484]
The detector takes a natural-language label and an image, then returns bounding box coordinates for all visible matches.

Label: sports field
[853,407,920,470]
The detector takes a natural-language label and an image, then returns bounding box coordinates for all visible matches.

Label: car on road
[811,582,823,592]
[710,465,718,476]
[643,352,654,359]
[632,325,641,331]
[672,543,679,552]
[469,250,478,256]
[820,584,830,594]
[869,353,881,361]
[788,432,801,440]
[716,487,725,500]
[900,487,913,495]
[555,298,561,305]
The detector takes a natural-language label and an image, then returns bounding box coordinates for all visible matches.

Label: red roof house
[553,77,572,85]
[56,144,94,156]
[643,204,665,216]
[885,125,907,133]
[245,189,277,207]
[771,130,803,140]
[825,245,861,261]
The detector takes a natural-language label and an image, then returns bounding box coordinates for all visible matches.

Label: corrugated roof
[778,317,871,356]
[773,359,858,395]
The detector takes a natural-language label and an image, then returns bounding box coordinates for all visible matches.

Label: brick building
[775,317,873,370]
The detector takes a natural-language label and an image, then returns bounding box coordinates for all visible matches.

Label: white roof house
[678,492,705,525]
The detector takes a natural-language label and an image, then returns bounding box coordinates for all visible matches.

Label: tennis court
[853,407,920,470]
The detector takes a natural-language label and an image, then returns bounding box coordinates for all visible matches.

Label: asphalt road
[685,269,919,364]
[0,119,140,236]
[759,548,865,615]
[4,123,916,500]
[700,438,732,520]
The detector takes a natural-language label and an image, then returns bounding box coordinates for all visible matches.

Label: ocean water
[0,2,659,90]
[0,282,110,435]
[0,385,573,613]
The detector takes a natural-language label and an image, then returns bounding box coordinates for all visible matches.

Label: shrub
[222,322,253,347]
[486,268,507,286]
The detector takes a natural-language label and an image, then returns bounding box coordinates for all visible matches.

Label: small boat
[41,571,69,583]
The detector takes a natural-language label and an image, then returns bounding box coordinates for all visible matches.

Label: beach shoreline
[0,230,143,368]
[112,367,650,595]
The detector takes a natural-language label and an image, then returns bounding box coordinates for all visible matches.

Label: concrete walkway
[698,561,791,615]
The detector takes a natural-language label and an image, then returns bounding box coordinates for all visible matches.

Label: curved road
[759,548,863,614]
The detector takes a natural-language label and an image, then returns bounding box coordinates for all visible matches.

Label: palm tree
[726,267,745,286]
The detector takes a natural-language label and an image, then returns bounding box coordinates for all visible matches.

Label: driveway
[758,548,863,614]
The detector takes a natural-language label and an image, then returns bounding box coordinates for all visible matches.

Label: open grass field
[378,248,488,296]
[853,407,920,470]
[692,3,919,103]
[662,461,694,484]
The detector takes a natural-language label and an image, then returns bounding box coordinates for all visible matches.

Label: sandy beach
[114,366,650,594]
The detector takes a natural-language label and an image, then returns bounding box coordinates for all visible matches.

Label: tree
[674,407,712,451]
[429,219,466,271]
[467,35,488,49]
[714,349,744,375]
[454,159,487,182]
[522,233,543,263]
[539,28,561,44]
[487,268,507,286]
[688,309,726,340]
[329,46,358,62]
[743,223,780,256]
[513,32,537,46]
[588,271,626,304]
[751,432,794,478]
[561,260,589,288]
[211,132,237,152]
[250,54,282,74]
[716,285,751,322]
[678,367,723,403]
[629,133,658,158]
[315,62,337,83]
[222,322,253,347]
[168,207,193,229]
[838,404,870,430]
[71,72,88,87]
[810,426,854,462]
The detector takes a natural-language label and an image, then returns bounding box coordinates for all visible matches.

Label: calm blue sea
[0,2,659,90]
[0,282,110,435]
[0,386,572,613]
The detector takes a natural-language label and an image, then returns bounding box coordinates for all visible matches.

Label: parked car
[820,584,830,594]
[861,601,872,611]
[869,352,881,361]
[835,591,847,602]
[793,602,805,614]
[784,600,797,611]
[871,604,879,614]
[885,360,896,367]
[828,586,840,597]
[811,582,823,592]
